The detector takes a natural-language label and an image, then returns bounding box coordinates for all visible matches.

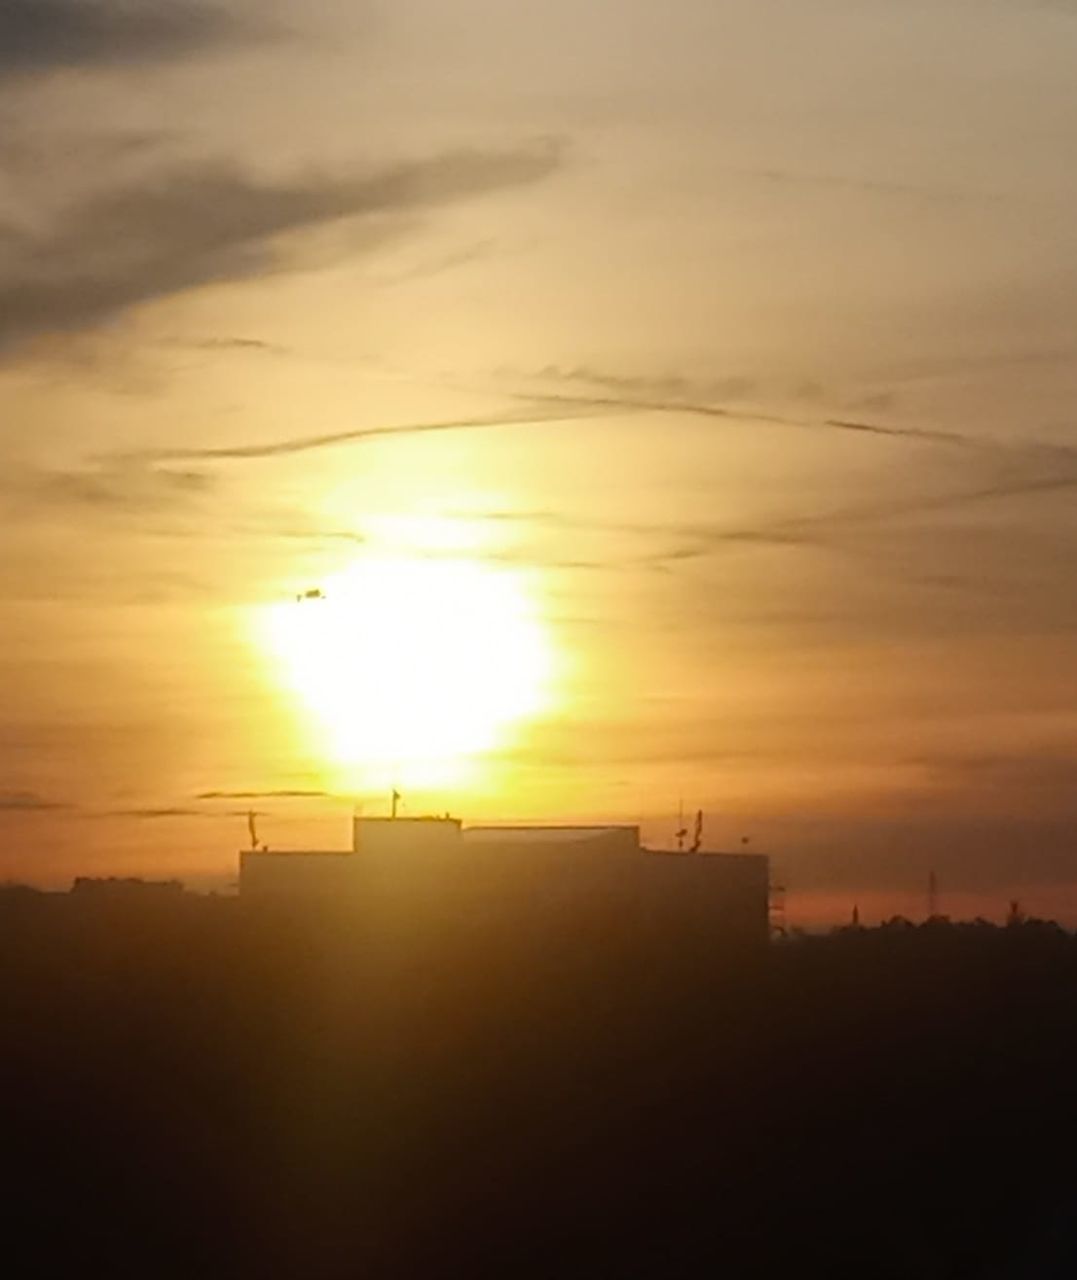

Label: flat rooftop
[242,849,353,858]
[462,825,639,845]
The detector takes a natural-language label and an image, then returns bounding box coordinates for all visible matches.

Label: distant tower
[690,809,703,854]
[852,903,860,928]
[247,809,258,851]
[391,789,401,820]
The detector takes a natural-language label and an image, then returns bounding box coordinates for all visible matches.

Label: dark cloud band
[0,0,252,76]
[0,141,564,353]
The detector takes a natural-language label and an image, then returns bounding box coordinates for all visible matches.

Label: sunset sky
[2,0,1075,922]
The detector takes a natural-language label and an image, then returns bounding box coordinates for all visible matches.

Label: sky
[1,0,1075,922]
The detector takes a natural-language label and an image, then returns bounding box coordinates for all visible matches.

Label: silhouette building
[240,815,769,948]
[71,876,185,898]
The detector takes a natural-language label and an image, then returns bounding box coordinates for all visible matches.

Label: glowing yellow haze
[258,556,554,791]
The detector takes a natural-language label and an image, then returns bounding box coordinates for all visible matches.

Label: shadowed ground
[3,890,1076,1277]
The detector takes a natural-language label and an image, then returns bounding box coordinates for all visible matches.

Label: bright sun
[258,555,555,790]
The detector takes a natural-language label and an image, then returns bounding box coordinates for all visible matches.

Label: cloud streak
[0,790,70,812]
[126,404,605,464]
[463,465,1077,573]
[108,807,204,819]
[0,141,564,352]
[6,461,214,513]
[197,790,329,799]
[516,388,986,452]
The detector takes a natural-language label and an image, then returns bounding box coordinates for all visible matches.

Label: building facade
[240,815,770,949]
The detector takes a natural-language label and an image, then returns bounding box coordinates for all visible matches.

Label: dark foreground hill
[3,888,1077,1278]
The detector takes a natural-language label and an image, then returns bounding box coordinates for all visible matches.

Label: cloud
[0,140,564,352]
[375,239,495,287]
[530,365,759,404]
[0,0,253,78]
[108,806,204,819]
[796,469,1077,529]
[0,126,177,174]
[4,460,214,514]
[918,752,1077,792]
[516,386,985,452]
[127,403,604,464]
[184,336,287,354]
[282,478,1063,596]
[0,790,70,812]
[823,416,979,448]
[454,461,1077,584]
[196,790,329,799]
[657,467,1077,577]
[103,804,276,818]
[908,751,1077,820]
[500,369,1077,553]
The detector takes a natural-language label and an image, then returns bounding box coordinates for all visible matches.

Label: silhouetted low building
[240,816,769,949]
[71,876,185,897]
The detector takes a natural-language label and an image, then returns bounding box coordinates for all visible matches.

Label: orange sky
[1,0,1075,921]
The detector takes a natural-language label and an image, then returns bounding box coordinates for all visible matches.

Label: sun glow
[258,555,555,790]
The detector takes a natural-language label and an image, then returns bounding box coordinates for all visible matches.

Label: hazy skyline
[2,0,1076,922]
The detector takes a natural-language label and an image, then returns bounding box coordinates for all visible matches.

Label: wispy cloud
[374,239,495,287]
[3,460,214,515]
[125,404,601,464]
[515,387,985,452]
[0,126,177,174]
[0,141,564,352]
[196,790,329,800]
[527,365,759,404]
[108,806,204,819]
[0,790,70,812]
[909,750,1077,818]
[97,804,281,819]
[461,464,1077,575]
[184,336,288,355]
[823,416,981,448]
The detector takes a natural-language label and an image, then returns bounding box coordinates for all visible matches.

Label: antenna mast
[675,798,687,851]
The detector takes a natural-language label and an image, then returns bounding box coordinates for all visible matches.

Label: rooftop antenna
[675,798,687,852]
[690,809,703,854]
[247,809,258,851]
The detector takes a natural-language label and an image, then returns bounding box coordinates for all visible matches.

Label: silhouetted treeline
[3,885,1077,1277]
